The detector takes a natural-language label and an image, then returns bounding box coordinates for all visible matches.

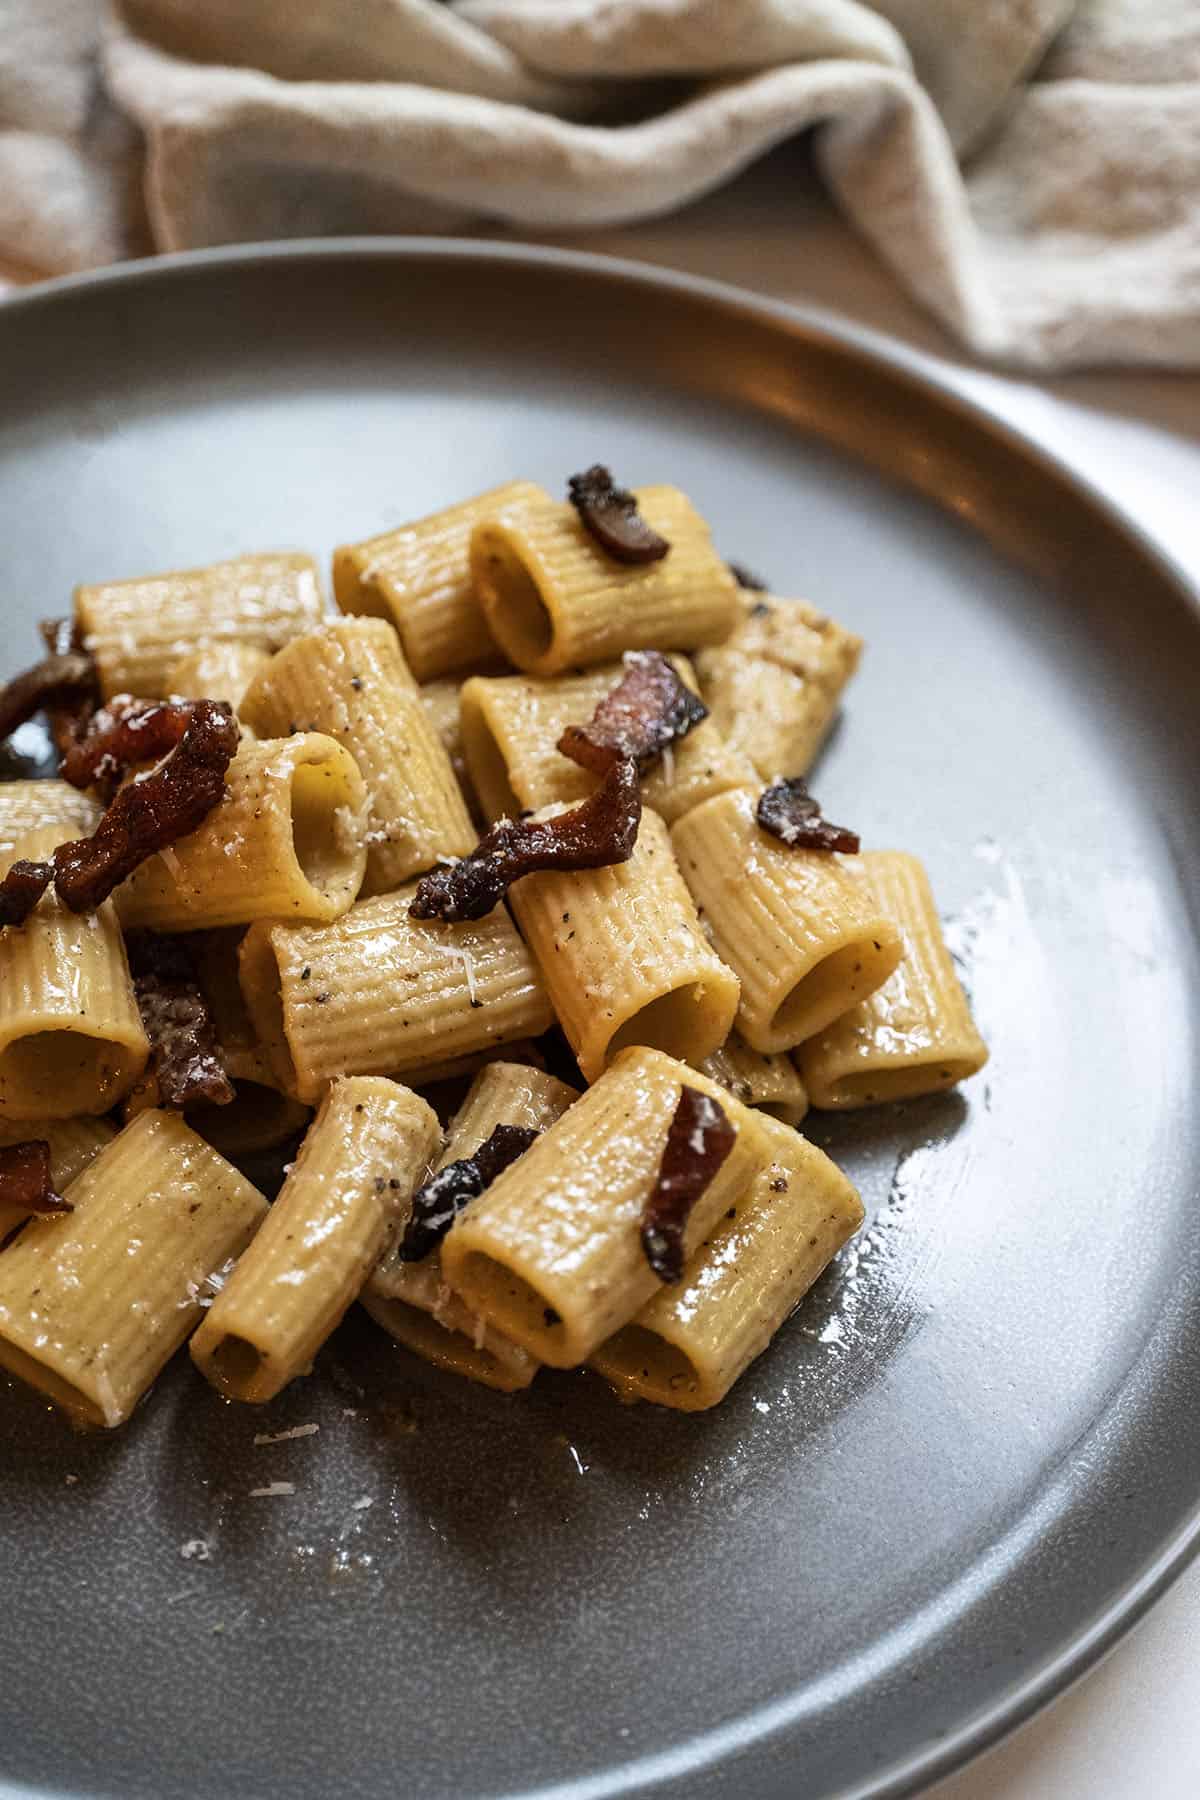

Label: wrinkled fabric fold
[0,0,1197,369]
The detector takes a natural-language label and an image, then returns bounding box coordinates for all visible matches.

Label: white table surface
[523,142,1200,1800]
[4,143,1199,1797]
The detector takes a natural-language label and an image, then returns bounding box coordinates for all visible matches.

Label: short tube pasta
[419,679,481,822]
[0,1116,116,1244]
[361,1290,537,1394]
[75,552,325,699]
[116,733,368,932]
[238,885,553,1103]
[697,594,863,779]
[509,807,739,1082]
[240,620,475,893]
[459,657,756,826]
[696,650,840,781]
[671,789,903,1053]
[367,1061,577,1391]
[591,1113,863,1410]
[0,826,149,1120]
[334,481,547,680]
[165,641,272,712]
[727,593,863,689]
[471,486,739,675]
[441,1047,775,1368]
[0,781,100,859]
[0,1110,266,1427]
[191,1076,439,1404]
[796,851,988,1107]
[701,1032,809,1127]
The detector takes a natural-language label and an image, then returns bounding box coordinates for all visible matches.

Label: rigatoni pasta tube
[117,732,368,932]
[696,650,839,781]
[75,551,324,699]
[460,657,756,826]
[334,481,547,680]
[361,1292,537,1394]
[441,1047,775,1368]
[797,851,988,1107]
[0,826,149,1120]
[0,781,99,859]
[671,789,903,1053]
[165,641,272,712]
[591,1113,862,1410]
[471,486,738,675]
[0,1116,116,1244]
[702,1033,809,1127]
[367,1062,577,1391]
[509,807,739,1082]
[727,593,863,689]
[191,1077,439,1404]
[420,677,482,825]
[238,886,553,1103]
[0,1110,266,1427]
[240,620,475,894]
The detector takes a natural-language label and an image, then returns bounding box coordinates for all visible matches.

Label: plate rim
[1,236,1198,1800]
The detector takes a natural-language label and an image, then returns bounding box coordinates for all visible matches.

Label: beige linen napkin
[1,0,1197,368]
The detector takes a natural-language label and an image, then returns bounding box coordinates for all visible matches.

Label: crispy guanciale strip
[641,1086,736,1284]
[0,858,54,927]
[53,700,238,914]
[0,1140,70,1217]
[0,647,99,747]
[38,618,99,757]
[567,465,670,565]
[126,931,235,1110]
[557,650,707,776]
[410,756,641,923]
[410,651,702,921]
[756,778,860,854]
[398,1123,540,1261]
[727,562,768,592]
[60,697,195,795]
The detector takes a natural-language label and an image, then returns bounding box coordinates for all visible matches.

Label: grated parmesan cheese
[449,944,479,1006]
[253,1423,319,1446]
[333,803,367,856]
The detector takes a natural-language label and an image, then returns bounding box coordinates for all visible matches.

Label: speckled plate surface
[0,243,1198,1800]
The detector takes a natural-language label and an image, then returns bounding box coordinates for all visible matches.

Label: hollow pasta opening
[288,754,360,901]
[596,1326,704,1409]
[203,1332,264,1393]
[606,983,726,1071]
[333,550,394,627]
[0,1337,108,1428]
[475,531,555,666]
[0,1029,133,1118]
[823,1058,981,1108]
[771,939,890,1047]
[459,693,521,822]
[447,1248,576,1366]
[236,930,299,1096]
[362,1292,532,1393]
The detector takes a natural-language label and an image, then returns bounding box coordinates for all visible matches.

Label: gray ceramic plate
[0,244,1197,1800]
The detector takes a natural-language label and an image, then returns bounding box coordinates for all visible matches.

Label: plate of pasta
[0,243,1196,1800]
